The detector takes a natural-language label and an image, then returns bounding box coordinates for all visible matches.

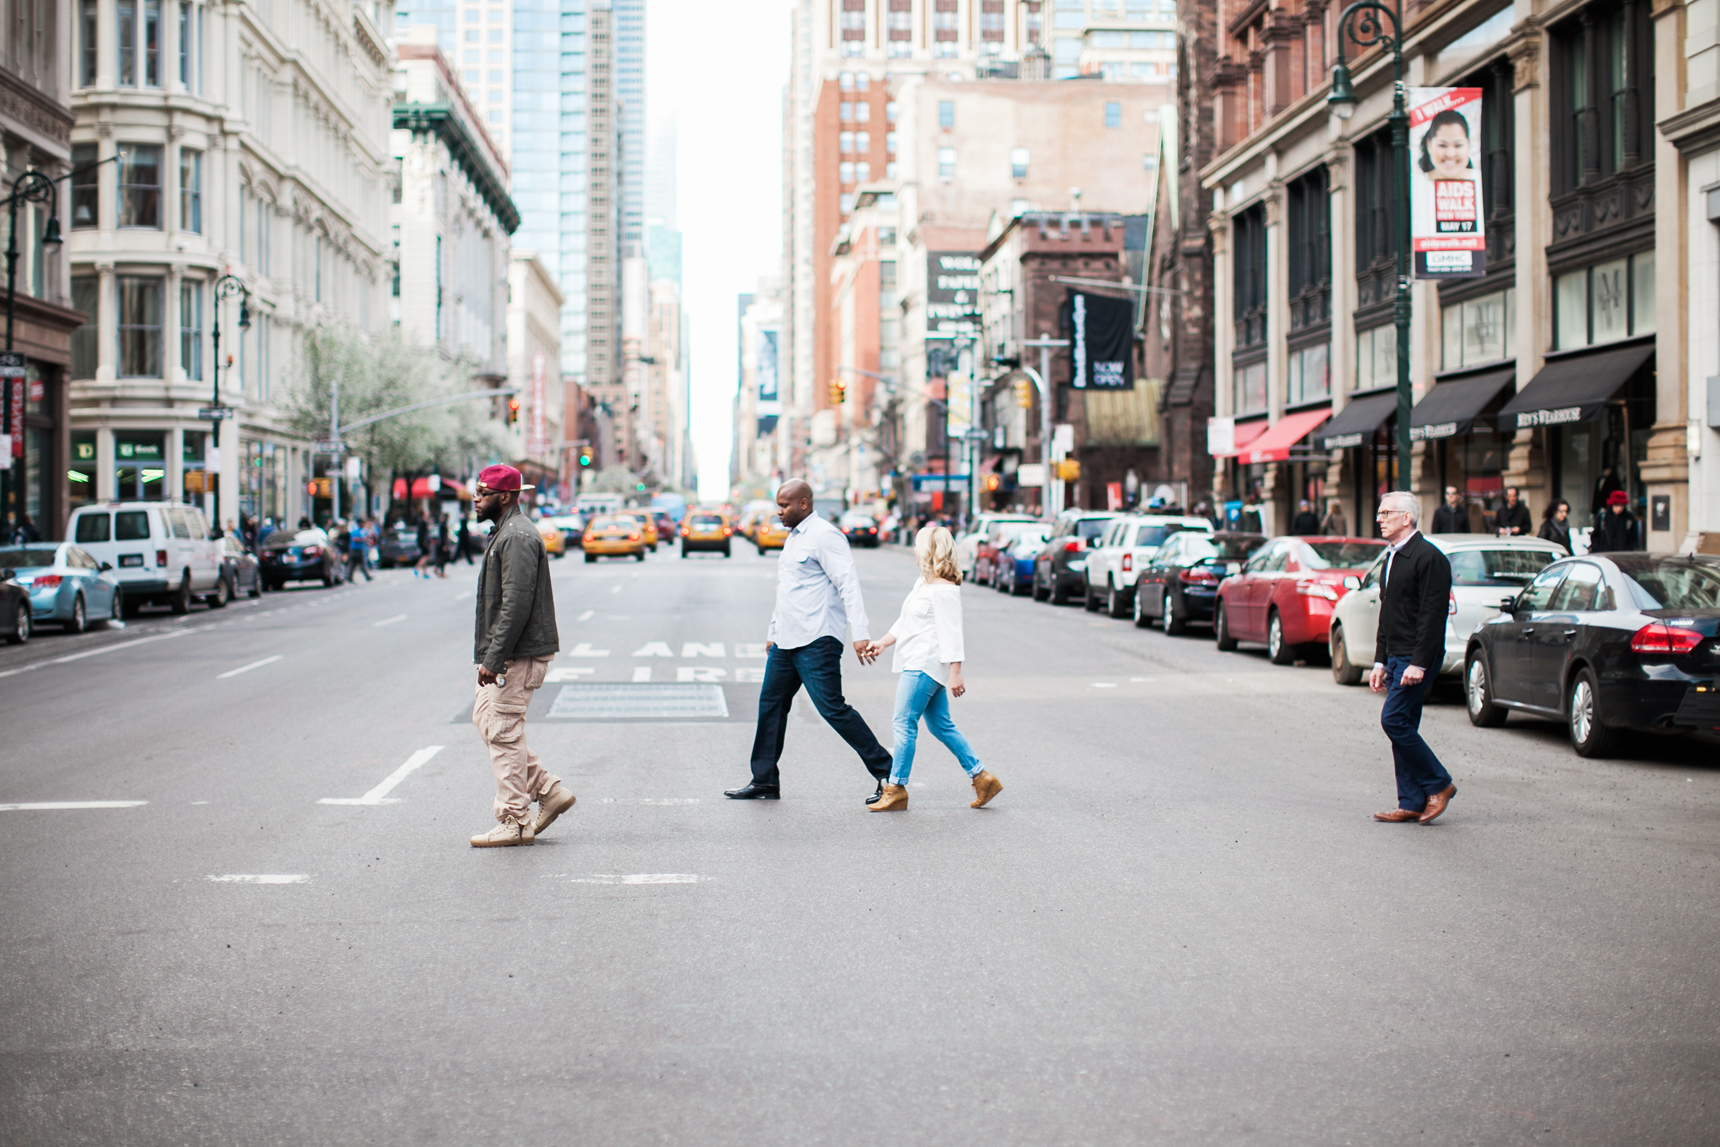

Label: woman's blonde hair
[914,525,961,584]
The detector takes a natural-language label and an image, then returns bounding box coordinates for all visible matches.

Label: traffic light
[578,446,594,468]
[984,473,1000,493]
[507,397,521,425]
[1057,459,1081,482]
[1015,377,1033,408]
[829,379,847,405]
[307,477,333,498]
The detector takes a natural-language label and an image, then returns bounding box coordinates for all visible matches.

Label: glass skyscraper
[613,0,644,256]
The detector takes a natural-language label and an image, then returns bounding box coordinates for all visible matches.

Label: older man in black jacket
[1369,491,1458,825]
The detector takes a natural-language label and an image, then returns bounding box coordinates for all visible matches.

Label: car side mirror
[0,567,12,582]
[99,561,113,572]
[1498,595,1517,616]
[1342,575,1361,591]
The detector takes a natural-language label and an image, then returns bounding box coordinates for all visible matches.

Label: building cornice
[0,67,74,154]
[1660,99,1720,156]
[392,104,521,235]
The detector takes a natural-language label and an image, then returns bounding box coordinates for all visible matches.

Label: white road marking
[544,667,595,682]
[1130,677,1157,682]
[568,642,610,657]
[631,641,674,657]
[682,642,724,658]
[0,629,189,679]
[735,643,767,658]
[192,801,209,805]
[454,591,472,601]
[632,666,652,682]
[598,798,702,805]
[217,655,283,679]
[735,667,766,683]
[373,614,407,627]
[609,584,622,594]
[207,874,308,884]
[0,801,148,812]
[318,745,444,805]
[677,667,727,683]
[1093,682,1118,688]
[576,609,595,621]
[567,874,699,884]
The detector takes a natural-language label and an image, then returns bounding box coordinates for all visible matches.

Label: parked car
[1134,531,1268,632]
[680,510,734,557]
[543,514,586,551]
[955,512,1039,574]
[259,528,342,589]
[219,534,263,599]
[755,514,791,552]
[378,527,423,568]
[1328,535,1566,685]
[838,511,882,548]
[0,543,121,633]
[0,564,29,644]
[974,520,1046,587]
[1213,536,1388,664]
[1463,554,1720,757]
[993,526,1055,596]
[1083,514,1214,617]
[1031,511,1122,604]
[67,501,224,615]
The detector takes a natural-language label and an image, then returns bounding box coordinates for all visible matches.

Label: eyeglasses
[1375,509,1410,520]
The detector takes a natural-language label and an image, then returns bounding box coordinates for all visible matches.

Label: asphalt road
[1,540,1716,1146]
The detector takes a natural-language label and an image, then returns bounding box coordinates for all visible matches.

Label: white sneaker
[470,821,533,847]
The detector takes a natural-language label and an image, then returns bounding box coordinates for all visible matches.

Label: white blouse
[885,577,965,684]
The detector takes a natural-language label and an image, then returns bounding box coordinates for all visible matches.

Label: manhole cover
[546,683,729,721]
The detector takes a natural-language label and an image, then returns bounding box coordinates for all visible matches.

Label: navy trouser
[1381,654,1454,811]
[749,636,892,786]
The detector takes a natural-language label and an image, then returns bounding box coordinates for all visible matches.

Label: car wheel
[1464,652,1507,728]
[102,591,121,628]
[248,573,261,598]
[1107,584,1128,619]
[65,594,87,635]
[585,554,596,564]
[208,575,231,609]
[1215,601,1238,651]
[1083,582,1101,611]
[1132,584,1151,628]
[1568,667,1617,758]
[169,575,192,615]
[681,546,689,559]
[635,551,646,562]
[7,601,29,645]
[1032,570,1050,602]
[723,545,731,558]
[1164,590,1188,636]
[1330,623,1363,686]
[1267,610,1296,665]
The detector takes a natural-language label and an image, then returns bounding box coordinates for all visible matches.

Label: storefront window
[1553,251,1653,351]
[24,361,45,416]
[1356,323,1397,389]
[182,430,208,502]
[114,430,167,500]
[71,277,98,380]
[69,432,96,507]
[1441,288,1516,370]
[1287,343,1330,405]
[1232,360,1266,415]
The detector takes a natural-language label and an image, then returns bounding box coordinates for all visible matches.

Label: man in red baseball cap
[468,463,575,847]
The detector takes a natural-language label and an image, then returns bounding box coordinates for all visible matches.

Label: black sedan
[1463,553,1720,757]
[378,527,424,568]
[259,529,341,590]
[838,511,881,547]
[1032,512,1120,604]
[1133,531,1267,633]
[0,565,30,644]
[220,534,263,599]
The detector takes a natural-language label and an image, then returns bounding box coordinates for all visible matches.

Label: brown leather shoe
[1373,808,1420,823]
[1419,785,1457,824]
[869,783,908,811]
[970,770,1002,808]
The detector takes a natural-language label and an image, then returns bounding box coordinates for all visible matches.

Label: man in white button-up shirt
[725,480,894,802]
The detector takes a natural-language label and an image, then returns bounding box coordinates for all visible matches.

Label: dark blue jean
[1380,655,1454,811]
[748,636,893,786]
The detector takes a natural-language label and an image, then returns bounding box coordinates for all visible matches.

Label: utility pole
[1022,335,1069,515]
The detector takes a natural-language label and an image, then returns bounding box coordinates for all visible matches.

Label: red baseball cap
[476,463,534,493]
[1606,489,1628,506]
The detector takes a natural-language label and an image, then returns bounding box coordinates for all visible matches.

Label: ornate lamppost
[207,274,250,525]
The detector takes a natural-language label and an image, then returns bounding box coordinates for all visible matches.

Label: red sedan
[1213,535,1387,665]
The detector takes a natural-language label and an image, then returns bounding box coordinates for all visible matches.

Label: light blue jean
[890,670,984,785]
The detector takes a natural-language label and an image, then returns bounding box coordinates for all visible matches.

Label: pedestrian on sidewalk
[864,525,1001,812]
[346,517,373,582]
[1537,500,1573,551]
[1369,491,1458,825]
[434,515,451,578]
[469,464,575,848]
[1318,498,1349,537]
[1589,490,1639,552]
[414,513,435,578]
[457,515,473,565]
[725,478,894,803]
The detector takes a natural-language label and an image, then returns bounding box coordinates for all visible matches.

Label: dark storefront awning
[1319,391,1399,450]
[1498,343,1654,432]
[1409,368,1515,441]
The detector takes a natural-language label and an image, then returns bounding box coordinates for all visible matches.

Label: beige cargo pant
[472,655,559,826]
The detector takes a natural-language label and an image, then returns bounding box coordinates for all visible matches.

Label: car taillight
[681,528,690,536]
[1449,591,1458,616]
[156,549,167,567]
[722,527,732,536]
[1631,623,1705,655]
[583,534,595,543]
[1121,554,1133,572]
[629,533,640,541]
[1064,540,1082,553]
[1179,568,1214,584]
[31,574,62,589]
[303,546,322,556]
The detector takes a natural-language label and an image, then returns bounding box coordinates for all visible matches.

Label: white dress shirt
[768,514,871,649]
[885,577,965,685]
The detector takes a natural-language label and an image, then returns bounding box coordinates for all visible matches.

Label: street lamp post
[1327,0,1413,493]
[1022,335,1070,515]
[208,274,250,528]
[2,170,63,536]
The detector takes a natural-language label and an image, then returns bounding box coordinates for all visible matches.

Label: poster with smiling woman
[1408,87,1486,280]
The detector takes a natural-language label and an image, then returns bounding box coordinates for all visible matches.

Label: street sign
[197,407,234,421]
[311,438,345,453]
[0,351,24,377]
[960,429,990,441]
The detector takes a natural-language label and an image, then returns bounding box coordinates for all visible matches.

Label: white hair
[1379,491,1421,529]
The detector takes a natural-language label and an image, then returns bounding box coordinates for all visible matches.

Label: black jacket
[1431,504,1468,533]
[1590,508,1639,553]
[1495,501,1531,536]
[474,506,560,673]
[1537,518,1572,551]
[1290,512,1321,535]
[1373,532,1452,670]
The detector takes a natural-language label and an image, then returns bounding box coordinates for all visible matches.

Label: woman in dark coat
[1537,500,1573,552]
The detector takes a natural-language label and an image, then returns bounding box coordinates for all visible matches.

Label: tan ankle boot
[869,783,908,811]
[970,771,1002,808]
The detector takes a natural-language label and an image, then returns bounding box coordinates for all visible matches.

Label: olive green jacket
[473,505,559,673]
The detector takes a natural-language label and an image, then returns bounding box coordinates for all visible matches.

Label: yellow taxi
[754,513,791,552]
[536,517,566,557]
[737,501,774,541]
[680,509,734,557]
[581,514,648,562]
[616,510,659,551]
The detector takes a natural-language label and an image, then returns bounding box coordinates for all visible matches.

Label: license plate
[1226,562,1241,575]
[119,554,144,568]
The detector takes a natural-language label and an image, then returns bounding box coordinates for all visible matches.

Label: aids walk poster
[1409,87,1486,280]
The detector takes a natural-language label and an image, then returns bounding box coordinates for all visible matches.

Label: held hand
[853,639,876,664]
[1368,665,1388,693]
[1399,665,1425,687]
[478,666,500,686]
[950,675,966,698]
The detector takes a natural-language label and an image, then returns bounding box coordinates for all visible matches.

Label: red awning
[1237,407,1332,464]
[1210,418,1270,459]
[392,477,449,500]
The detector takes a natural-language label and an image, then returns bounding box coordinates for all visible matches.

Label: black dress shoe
[864,778,885,806]
[724,782,780,800]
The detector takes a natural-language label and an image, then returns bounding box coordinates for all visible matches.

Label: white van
[67,502,226,614]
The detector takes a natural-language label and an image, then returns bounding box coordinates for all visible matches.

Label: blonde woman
[864,525,1002,812]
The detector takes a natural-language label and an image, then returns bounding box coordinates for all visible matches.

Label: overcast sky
[647,0,791,502]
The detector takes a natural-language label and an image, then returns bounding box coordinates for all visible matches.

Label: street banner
[1409,87,1486,280]
[756,328,780,434]
[527,352,548,456]
[1,351,22,458]
[1062,290,1134,389]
